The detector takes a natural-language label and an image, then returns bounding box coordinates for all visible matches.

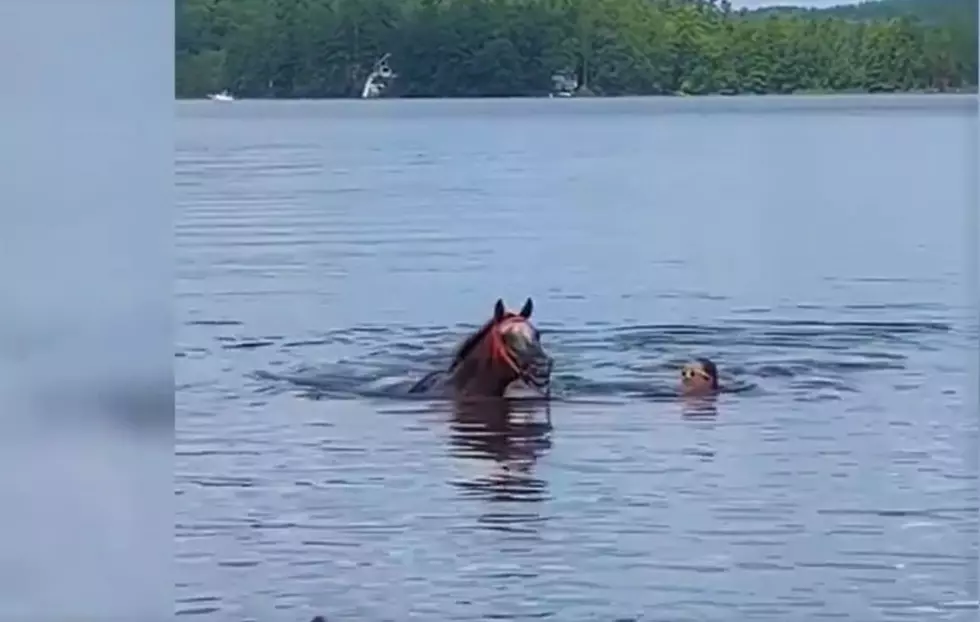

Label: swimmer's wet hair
[697,358,719,389]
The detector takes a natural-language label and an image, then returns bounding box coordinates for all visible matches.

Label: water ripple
[180,318,960,402]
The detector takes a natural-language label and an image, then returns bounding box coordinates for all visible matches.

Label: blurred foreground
[0,2,172,620]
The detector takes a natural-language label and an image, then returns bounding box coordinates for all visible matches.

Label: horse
[408,297,554,399]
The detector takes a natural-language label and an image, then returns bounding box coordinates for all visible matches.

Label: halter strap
[487,314,548,393]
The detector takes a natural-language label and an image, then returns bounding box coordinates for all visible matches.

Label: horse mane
[447,313,516,373]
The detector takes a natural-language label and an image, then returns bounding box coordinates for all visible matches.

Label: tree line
[175,0,978,98]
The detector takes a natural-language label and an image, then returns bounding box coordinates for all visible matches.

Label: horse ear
[493,299,506,322]
[519,297,533,319]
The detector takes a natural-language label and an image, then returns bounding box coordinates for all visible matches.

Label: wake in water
[195,318,960,403]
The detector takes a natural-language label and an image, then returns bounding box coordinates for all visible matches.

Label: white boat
[550,72,578,98]
[207,90,235,102]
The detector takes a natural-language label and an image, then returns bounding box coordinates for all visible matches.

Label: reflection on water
[679,394,719,419]
[448,398,553,532]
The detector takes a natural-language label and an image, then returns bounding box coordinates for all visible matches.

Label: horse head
[447,297,554,398]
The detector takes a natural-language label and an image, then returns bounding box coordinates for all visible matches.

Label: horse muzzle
[524,354,554,389]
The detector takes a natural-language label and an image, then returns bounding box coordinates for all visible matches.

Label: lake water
[176,95,979,621]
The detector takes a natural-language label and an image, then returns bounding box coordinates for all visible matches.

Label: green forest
[175,0,978,98]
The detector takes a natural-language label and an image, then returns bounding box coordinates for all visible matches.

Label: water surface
[176,95,978,621]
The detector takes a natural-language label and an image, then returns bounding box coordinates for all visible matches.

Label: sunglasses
[682,366,713,382]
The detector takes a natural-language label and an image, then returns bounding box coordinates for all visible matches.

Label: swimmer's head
[680,358,718,395]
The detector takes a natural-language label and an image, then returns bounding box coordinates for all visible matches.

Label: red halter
[487,313,548,392]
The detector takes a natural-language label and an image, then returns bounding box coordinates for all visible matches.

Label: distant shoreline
[176,89,978,102]
[178,0,976,101]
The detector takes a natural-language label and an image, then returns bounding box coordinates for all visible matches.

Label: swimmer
[680,358,719,397]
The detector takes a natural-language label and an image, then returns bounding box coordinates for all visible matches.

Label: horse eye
[504,330,529,349]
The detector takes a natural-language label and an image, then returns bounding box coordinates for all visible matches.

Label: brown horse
[409,297,554,399]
